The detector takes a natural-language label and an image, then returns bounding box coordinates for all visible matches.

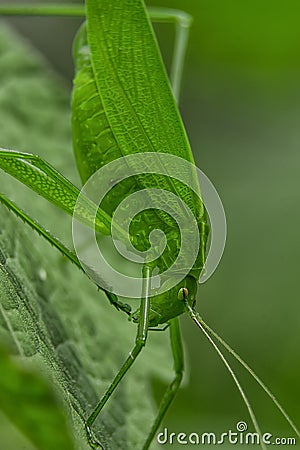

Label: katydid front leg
[85,266,152,449]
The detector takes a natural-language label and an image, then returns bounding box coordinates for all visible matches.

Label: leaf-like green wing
[85,0,192,159]
[73,1,207,277]
[85,0,202,218]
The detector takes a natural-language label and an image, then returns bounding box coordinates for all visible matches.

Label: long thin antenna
[199,315,300,438]
[184,301,266,450]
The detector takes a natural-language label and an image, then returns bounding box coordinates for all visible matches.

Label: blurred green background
[1,0,300,448]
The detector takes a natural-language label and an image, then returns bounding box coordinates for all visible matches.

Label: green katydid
[0,2,299,450]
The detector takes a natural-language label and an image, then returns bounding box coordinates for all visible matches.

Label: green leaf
[0,22,172,450]
[0,344,74,450]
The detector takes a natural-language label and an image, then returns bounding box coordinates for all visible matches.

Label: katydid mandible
[0,2,299,450]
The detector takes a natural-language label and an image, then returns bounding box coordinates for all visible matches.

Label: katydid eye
[178,287,189,301]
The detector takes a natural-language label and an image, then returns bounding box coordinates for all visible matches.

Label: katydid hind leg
[143,317,184,450]
[148,7,192,103]
[0,191,81,267]
[0,4,191,102]
[0,149,111,234]
[85,266,152,448]
[170,12,192,103]
[0,164,131,316]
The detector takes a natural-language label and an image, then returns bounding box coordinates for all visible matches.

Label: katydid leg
[0,4,84,16]
[85,266,152,448]
[0,149,111,234]
[0,192,132,315]
[149,324,169,332]
[148,8,192,103]
[0,4,191,103]
[143,317,184,450]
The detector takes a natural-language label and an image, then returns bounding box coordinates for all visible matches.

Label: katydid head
[131,275,197,327]
[177,287,189,301]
